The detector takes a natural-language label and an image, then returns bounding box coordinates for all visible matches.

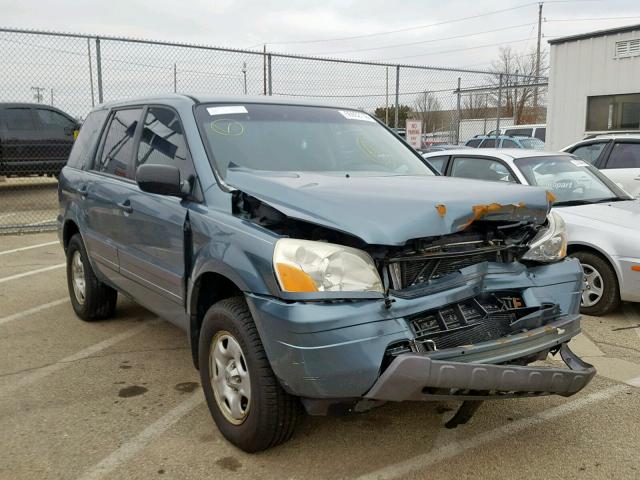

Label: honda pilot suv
[58,95,594,452]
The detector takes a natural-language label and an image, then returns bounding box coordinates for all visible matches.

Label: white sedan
[422,148,640,316]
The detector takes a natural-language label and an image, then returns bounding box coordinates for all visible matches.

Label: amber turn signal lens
[275,263,318,292]
[631,265,640,272]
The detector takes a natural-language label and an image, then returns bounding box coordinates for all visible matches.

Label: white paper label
[207,106,248,116]
[570,159,589,167]
[339,110,375,122]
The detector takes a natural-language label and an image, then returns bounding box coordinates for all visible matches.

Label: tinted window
[96,108,142,178]
[587,93,640,131]
[4,108,35,130]
[36,109,75,129]
[607,142,640,169]
[505,128,533,137]
[465,139,481,148]
[570,142,607,165]
[450,157,515,182]
[66,110,108,170]
[480,139,496,148]
[425,155,448,174]
[501,139,519,148]
[534,128,546,141]
[136,107,193,179]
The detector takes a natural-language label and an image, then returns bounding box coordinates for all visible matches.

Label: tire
[198,296,301,452]
[66,234,117,321]
[571,250,620,316]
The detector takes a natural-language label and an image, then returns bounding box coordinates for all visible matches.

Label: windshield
[514,155,630,205]
[519,138,545,150]
[196,103,434,178]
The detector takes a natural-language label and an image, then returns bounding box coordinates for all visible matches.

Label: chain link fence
[0,27,547,234]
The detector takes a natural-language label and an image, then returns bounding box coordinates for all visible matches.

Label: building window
[586,93,640,131]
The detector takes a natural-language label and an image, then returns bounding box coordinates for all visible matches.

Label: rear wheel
[571,250,620,316]
[66,234,117,321]
[199,297,301,452]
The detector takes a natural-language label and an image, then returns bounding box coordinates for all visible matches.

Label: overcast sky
[2,0,640,69]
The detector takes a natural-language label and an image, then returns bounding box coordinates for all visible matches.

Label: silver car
[422,149,640,316]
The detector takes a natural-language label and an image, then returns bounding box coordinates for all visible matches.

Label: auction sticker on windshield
[207,106,248,116]
[339,110,375,122]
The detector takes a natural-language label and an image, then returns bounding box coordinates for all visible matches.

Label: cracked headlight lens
[522,211,567,263]
[273,239,383,293]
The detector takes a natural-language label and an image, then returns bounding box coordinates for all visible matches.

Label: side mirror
[136,164,186,197]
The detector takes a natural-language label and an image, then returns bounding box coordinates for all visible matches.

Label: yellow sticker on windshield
[211,119,244,136]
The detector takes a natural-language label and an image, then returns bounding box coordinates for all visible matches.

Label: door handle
[117,200,133,214]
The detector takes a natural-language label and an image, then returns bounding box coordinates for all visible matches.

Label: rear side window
[36,109,75,130]
[606,142,640,169]
[96,108,142,178]
[570,142,607,165]
[425,155,448,174]
[466,139,481,148]
[4,108,35,130]
[534,128,546,141]
[66,110,108,170]
[450,157,515,182]
[136,107,192,179]
[480,139,496,148]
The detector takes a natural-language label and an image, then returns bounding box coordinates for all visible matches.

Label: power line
[312,22,537,56]
[246,0,599,47]
[247,3,540,47]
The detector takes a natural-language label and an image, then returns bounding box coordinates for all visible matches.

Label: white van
[488,124,546,142]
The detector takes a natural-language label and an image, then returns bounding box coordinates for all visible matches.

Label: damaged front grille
[385,293,560,357]
[388,240,517,290]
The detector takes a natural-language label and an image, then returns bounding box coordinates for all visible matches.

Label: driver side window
[450,157,516,183]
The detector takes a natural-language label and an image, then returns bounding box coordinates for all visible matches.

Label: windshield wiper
[555,197,624,206]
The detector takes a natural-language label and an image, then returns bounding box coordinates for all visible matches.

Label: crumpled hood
[557,200,640,231]
[227,170,550,245]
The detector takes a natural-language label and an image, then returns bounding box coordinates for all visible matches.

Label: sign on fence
[405,120,423,149]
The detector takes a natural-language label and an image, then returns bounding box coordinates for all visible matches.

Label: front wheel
[198,297,301,452]
[571,251,620,316]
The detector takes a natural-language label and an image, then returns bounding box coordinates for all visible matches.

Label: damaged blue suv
[58,95,594,452]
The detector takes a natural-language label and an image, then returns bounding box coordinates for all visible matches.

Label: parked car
[488,124,546,142]
[0,102,79,177]
[465,135,545,150]
[562,134,640,198]
[419,144,470,153]
[423,148,640,315]
[59,95,594,452]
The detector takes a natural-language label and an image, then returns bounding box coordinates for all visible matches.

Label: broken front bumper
[365,344,595,401]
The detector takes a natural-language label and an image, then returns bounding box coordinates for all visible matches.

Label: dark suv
[0,102,79,177]
[58,95,594,452]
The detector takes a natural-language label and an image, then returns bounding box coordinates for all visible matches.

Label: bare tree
[488,46,548,124]
[411,91,441,132]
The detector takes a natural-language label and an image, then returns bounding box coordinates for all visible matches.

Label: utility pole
[534,2,543,107]
[50,88,54,106]
[31,86,45,103]
[173,63,177,93]
[242,62,247,94]
[513,69,518,124]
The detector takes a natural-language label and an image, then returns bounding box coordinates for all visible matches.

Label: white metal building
[547,24,640,150]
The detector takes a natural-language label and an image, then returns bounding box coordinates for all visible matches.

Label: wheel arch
[567,241,622,286]
[188,269,244,370]
[62,219,80,252]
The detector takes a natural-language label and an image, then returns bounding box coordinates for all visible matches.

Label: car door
[34,107,78,173]
[0,106,39,175]
[447,155,518,183]
[82,107,143,286]
[600,140,640,197]
[116,106,198,327]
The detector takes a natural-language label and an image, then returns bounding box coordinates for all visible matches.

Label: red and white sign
[405,120,422,149]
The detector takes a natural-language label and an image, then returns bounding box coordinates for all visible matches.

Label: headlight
[273,239,384,293]
[522,211,567,263]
